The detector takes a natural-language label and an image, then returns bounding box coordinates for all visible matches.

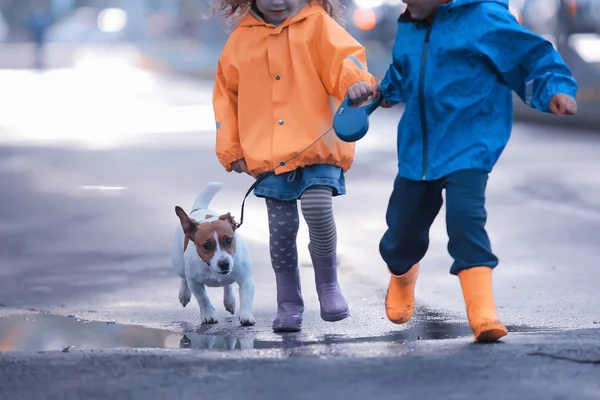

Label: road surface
[0,67,599,399]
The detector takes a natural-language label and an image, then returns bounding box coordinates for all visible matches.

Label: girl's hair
[212,0,347,29]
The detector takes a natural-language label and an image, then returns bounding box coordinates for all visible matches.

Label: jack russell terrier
[170,182,255,326]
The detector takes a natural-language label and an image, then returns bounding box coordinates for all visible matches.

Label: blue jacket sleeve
[380,62,404,104]
[475,3,577,113]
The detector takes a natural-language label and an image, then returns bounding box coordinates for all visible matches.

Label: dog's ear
[175,206,196,239]
[219,213,237,231]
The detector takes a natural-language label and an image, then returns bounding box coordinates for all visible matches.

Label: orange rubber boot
[458,267,508,342]
[385,264,419,324]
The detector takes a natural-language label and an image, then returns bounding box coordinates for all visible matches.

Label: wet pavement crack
[528,351,600,365]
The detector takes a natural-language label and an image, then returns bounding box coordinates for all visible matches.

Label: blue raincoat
[379,0,578,181]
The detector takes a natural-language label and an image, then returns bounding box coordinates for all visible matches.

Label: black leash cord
[234,126,334,229]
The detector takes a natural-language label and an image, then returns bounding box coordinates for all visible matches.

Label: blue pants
[379,169,498,276]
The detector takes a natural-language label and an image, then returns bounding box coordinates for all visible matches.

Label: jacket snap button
[275,74,281,80]
[278,119,284,125]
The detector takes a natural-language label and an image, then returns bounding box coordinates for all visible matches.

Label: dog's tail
[190,182,223,212]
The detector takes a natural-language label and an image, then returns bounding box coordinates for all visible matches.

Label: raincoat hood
[239,1,321,29]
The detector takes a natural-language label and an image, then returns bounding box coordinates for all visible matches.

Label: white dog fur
[170,182,255,326]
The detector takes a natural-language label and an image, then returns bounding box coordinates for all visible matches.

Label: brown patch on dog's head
[218,213,237,232]
[175,207,237,265]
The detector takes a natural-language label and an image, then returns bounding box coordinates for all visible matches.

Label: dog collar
[198,216,219,224]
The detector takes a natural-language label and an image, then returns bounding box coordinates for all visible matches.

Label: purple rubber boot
[272,269,304,332]
[309,244,350,322]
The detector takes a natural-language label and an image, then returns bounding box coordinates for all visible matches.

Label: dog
[170,182,255,326]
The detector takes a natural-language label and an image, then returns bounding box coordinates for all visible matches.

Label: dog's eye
[202,242,212,251]
[224,237,233,246]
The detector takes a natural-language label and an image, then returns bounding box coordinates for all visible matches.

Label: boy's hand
[348,81,373,104]
[371,81,394,108]
[231,158,250,175]
[549,94,577,116]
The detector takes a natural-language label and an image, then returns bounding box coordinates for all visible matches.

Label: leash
[234,126,334,229]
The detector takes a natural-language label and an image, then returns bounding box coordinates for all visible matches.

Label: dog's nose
[218,259,230,270]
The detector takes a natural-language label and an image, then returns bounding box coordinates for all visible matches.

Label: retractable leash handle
[333,95,383,143]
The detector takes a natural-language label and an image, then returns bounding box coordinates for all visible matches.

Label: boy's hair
[211,0,347,28]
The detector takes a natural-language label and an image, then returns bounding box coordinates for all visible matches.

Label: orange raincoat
[213,2,375,176]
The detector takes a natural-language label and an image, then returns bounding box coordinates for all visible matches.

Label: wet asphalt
[0,70,599,399]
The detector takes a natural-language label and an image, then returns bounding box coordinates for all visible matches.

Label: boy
[372,0,578,342]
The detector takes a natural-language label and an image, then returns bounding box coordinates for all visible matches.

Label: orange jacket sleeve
[313,15,376,100]
[213,51,243,172]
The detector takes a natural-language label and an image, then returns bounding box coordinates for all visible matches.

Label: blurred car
[344,0,405,47]
[46,7,130,43]
[519,0,600,43]
[345,0,524,47]
[555,0,600,41]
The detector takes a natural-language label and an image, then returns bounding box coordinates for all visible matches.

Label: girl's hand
[371,81,394,108]
[231,159,250,175]
[549,94,577,116]
[348,81,373,104]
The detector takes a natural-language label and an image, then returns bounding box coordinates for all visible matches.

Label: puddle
[0,312,552,353]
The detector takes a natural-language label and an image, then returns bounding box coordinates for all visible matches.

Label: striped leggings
[265,185,336,271]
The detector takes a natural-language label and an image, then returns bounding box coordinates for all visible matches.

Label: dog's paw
[179,290,191,308]
[224,300,236,315]
[223,298,236,315]
[239,313,256,327]
[223,285,236,315]
[200,309,219,324]
[178,281,191,307]
[201,314,219,324]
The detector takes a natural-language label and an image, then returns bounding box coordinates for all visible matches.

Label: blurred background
[0,0,599,353]
[0,0,598,127]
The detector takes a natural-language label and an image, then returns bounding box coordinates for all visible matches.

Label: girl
[212,0,375,332]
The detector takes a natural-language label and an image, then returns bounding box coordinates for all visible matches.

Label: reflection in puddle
[0,311,549,353]
[0,313,257,352]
